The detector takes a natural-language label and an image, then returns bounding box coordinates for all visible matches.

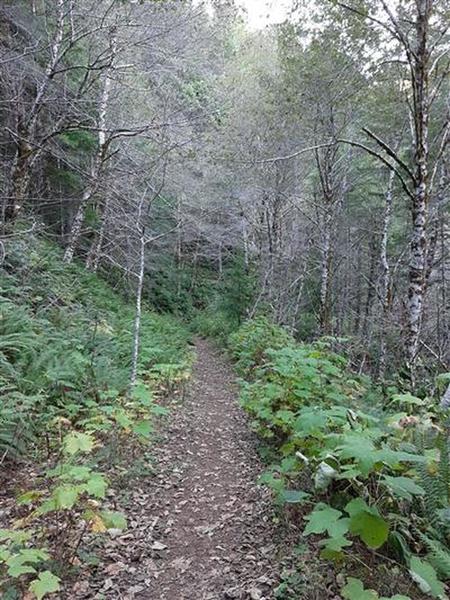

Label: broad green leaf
[294,410,329,434]
[132,420,153,439]
[334,434,377,475]
[349,511,389,549]
[85,474,107,498]
[280,489,310,504]
[64,432,94,455]
[345,499,389,549]
[345,497,371,517]
[53,485,79,509]
[304,504,347,537]
[131,382,153,406]
[258,472,284,493]
[17,490,45,505]
[100,510,127,530]
[8,563,37,577]
[16,549,49,563]
[150,404,169,416]
[320,535,352,551]
[29,571,61,599]
[409,557,447,598]
[65,466,92,481]
[342,578,378,600]
[376,448,426,467]
[0,529,32,543]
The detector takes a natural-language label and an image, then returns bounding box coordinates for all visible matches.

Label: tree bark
[405,0,432,372]
[130,230,145,388]
[378,170,395,378]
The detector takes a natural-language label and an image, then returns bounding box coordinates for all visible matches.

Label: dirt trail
[86,339,280,599]
[141,338,279,599]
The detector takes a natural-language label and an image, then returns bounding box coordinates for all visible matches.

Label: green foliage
[342,578,410,600]
[228,317,295,376]
[190,254,257,343]
[0,235,192,597]
[409,557,446,598]
[231,317,450,598]
[29,571,61,600]
[0,236,191,462]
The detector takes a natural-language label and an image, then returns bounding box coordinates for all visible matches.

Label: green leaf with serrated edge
[53,485,79,509]
[17,490,45,505]
[342,578,378,600]
[0,549,12,561]
[345,498,373,517]
[304,504,344,536]
[319,535,352,551]
[64,432,94,455]
[65,466,92,481]
[0,529,32,543]
[345,499,389,549]
[132,420,153,438]
[392,393,426,406]
[29,571,61,599]
[8,563,37,577]
[131,382,153,405]
[150,404,169,416]
[36,498,57,515]
[258,472,284,493]
[17,549,49,563]
[409,557,447,598]
[100,510,127,530]
[335,434,377,475]
[85,474,107,498]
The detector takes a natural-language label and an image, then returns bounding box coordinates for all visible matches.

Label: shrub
[228,316,295,376]
[231,317,450,599]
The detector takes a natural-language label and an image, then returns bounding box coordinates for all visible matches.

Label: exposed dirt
[73,338,283,599]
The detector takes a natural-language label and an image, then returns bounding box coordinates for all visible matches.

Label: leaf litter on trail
[57,340,286,599]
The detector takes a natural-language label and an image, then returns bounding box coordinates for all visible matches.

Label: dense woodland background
[0,1,450,598]
[1,0,448,379]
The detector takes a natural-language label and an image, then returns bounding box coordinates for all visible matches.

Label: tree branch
[362,127,415,182]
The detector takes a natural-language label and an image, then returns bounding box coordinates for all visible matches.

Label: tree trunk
[86,198,110,271]
[130,232,145,388]
[405,0,432,372]
[63,183,97,263]
[319,213,333,335]
[378,170,395,378]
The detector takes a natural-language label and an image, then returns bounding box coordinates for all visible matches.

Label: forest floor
[72,338,285,599]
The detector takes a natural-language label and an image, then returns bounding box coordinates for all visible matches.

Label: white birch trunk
[378,170,395,378]
[319,213,332,335]
[406,0,432,372]
[130,232,145,388]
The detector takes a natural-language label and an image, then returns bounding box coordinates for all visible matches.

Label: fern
[436,433,450,503]
[418,532,450,579]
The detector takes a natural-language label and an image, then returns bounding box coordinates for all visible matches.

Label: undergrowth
[229,317,450,600]
[0,236,192,598]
